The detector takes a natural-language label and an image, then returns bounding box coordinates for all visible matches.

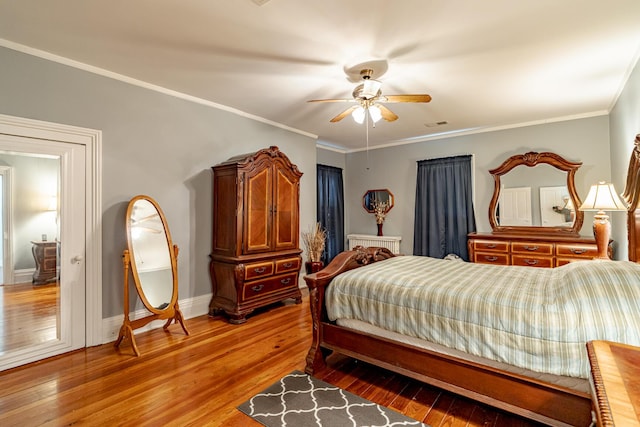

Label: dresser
[31,240,58,285]
[587,340,640,426]
[467,232,611,267]
[209,146,303,324]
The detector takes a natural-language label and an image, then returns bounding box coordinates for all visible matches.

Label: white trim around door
[0,113,102,348]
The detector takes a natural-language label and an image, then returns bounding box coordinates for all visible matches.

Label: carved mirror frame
[489,152,584,235]
[363,189,395,213]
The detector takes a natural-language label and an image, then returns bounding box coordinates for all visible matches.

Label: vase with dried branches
[372,200,389,236]
[302,222,326,274]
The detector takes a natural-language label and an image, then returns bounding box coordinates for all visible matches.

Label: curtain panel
[413,155,476,260]
[317,164,345,263]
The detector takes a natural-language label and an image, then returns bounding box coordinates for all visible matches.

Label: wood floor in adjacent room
[0,295,543,427]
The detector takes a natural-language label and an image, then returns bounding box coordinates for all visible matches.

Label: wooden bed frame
[304,135,640,427]
[304,247,592,426]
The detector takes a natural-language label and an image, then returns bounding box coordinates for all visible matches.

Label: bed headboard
[623,134,640,262]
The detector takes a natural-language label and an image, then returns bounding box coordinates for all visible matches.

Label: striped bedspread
[326,256,640,378]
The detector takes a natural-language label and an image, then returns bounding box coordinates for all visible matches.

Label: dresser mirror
[363,189,394,213]
[489,152,584,235]
[115,195,189,356]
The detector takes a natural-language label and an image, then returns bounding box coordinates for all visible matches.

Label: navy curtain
[413,155,476,260]
[317,164,344,263]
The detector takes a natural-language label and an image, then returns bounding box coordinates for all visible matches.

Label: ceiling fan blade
[308,98,354,103]
[378,104,399,122]
[132,213,160,224]
[330,105,359,122]
[383,94,432,103]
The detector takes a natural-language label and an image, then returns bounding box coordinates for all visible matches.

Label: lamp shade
[578,181,627,211]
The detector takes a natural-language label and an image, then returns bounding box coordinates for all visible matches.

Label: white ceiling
[1,0,640,151]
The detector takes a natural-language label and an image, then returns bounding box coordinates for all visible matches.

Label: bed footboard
[303,246,395,374]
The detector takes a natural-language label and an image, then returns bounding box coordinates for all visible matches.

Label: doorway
[0,114,102,371]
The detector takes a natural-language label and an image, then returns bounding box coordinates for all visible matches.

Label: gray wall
[0,154,59,270]
[317,147,346,170]
[0,46,318,317]
[344,116,611,256]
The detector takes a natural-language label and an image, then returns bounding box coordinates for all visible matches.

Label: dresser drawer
[511,242,553,255]
[242,273,298,301]
[244,261,274,280]
[275,257,300,274]
[473,252,509,265]
[555,243,597,259]
[555,258,592,267]
[43,258,57,271]
[44,246,57,257]
[512,255,553,268]
[472,240,509,252]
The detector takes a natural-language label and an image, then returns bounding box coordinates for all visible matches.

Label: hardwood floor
[0,282,58,353]
[0,295,544,426]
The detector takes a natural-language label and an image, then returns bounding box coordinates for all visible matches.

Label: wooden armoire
[209,146,303,323]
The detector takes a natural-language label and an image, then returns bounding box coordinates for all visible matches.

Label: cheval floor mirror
[115,195,189,356]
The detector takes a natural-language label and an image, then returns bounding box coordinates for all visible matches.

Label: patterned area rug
[237,370,427,427]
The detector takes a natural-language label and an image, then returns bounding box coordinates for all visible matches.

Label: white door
[498,187,532,226]
[0,134,86,370]
[540,186,572,226]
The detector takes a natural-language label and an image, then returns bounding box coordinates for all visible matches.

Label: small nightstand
[31,241,58,285]
[587,340,640,426]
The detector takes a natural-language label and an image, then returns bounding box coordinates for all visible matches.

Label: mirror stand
[115,249,189,357]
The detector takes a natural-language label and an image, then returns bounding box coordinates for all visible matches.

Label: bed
[304,136,640,427]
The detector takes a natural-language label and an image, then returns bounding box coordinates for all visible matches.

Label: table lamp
[579,181,627,259]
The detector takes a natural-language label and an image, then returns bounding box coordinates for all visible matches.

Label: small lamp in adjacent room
[579,181,627,259]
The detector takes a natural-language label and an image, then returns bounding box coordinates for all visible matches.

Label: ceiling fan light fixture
[352,106,366,124]
[369,104,382,123]
[361,79,382,99]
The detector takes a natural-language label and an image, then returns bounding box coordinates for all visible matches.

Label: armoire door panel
[244,168,271,253]
[212,171,238,255]
[274,168,298,250]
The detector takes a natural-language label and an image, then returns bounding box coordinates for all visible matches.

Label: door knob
[71,255,84,264]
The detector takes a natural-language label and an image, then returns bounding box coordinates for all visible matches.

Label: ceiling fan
[308,69,432,124]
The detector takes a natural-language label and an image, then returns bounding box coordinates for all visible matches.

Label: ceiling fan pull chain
[366,110,370,170]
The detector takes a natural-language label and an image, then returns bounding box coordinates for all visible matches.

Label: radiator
[347,234,402,254]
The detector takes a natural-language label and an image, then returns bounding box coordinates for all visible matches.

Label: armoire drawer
[244,261,274,280]
[242,273,298,301]
[275,257,300,274]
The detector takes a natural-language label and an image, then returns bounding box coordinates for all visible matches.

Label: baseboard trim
[102,294,211,344]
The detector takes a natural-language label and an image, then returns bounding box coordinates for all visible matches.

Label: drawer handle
[570,248,587,254]
[280,278,291,285]
[523,245,539,251]
[253,267,267,274]
[485,244,497,249]
[484,256,498,262]
[283,262,293,268]
[251,284,264,292]
[525,259,539,265]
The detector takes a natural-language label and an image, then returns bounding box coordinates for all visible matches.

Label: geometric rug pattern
[237,370,427,427]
